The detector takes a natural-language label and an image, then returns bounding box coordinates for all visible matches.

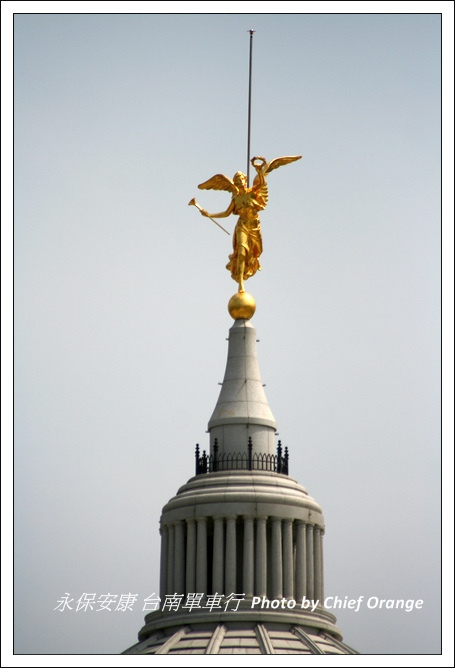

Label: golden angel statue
[193,155,301,292]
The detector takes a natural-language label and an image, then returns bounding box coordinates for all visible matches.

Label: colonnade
[159,515,324,603]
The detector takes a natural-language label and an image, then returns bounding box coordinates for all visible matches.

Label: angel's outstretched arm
[201,198,235,219]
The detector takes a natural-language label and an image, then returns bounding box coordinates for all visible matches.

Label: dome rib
[205,624,227,654]
[154,626,190,655]
[291,626,324,654]
[255,623,275,654]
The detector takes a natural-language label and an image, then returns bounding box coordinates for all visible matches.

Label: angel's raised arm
[251,156,267,192]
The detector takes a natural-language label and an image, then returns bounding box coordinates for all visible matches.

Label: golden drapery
[226,215,263,283]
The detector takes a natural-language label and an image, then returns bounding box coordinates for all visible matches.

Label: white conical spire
[208,319,276,455]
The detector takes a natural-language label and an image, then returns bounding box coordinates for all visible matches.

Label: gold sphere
[228,291,256,320]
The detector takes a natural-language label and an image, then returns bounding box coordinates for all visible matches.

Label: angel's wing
[252,179,269,208]
[264,155,302,175]
[252,155,301,205]
[198,173,236,194]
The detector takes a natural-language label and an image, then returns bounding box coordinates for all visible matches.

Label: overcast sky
[8,3,451,664]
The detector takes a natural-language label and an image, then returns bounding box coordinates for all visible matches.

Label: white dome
[124,619,358,655]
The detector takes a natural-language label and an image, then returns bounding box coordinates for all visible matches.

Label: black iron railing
[195,437,289,476]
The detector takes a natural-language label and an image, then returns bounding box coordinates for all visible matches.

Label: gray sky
[9,3,448,663]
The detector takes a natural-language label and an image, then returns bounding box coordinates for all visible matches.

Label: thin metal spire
[247,29,255,186]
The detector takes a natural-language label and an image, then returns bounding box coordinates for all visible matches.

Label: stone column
[225,516,237,594]
[185,519,196,594]
[212,517,224,594]
[243,516,254,597]
[196,517,207,593]
[314,526,323,603]
[306,523,314,601]
[173,521,185,594]
[320,529,325,601]
[255,517,267,597]
[159,525,168,599]
[166,524,175,594]
[282,519,294,599]
[295,521,306,600]
[271,517,283,599]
